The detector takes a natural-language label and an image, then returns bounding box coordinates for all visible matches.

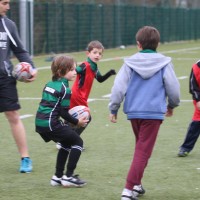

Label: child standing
[109,26,180,200]
[70,40,116,135]
[178,60,200,157]
[35,55,88,187]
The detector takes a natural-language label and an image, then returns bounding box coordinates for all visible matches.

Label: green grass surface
[1,41,200,200]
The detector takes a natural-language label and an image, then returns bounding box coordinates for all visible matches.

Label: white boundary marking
[21,46,198,118]
[19,97,192,102]
[178,76,188,80]
[20,98,192,119]
[20,114,34,119]
[37,46,200,71]
[20,97,41,100]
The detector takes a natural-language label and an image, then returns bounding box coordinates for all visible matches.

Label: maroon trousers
[125,119,162,190]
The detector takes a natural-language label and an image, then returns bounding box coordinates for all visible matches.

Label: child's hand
[109,113,117,123]
[196,101,200,110]
[25,69,38,83]
[109,69,116,75]
[165,107,173,117]
[78,117,89,127]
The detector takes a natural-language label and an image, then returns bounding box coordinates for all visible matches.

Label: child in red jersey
[178,60,200,157]
[70,40,116,135]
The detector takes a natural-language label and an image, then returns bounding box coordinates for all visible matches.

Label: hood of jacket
[124,51,171,79]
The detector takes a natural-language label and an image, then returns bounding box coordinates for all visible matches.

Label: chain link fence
[8,1,200,55]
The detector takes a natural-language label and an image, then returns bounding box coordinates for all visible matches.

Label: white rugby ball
[119,45,126,50]
[12,62,33,82]
[69,105,90,120]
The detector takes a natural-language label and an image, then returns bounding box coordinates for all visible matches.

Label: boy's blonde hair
[51,55,76,81]
[86,40,104,52]
[136,26,160,51]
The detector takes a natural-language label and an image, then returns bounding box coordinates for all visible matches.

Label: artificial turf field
[0,40,200,200]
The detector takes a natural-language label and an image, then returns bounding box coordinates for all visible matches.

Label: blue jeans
[180,121,200,152]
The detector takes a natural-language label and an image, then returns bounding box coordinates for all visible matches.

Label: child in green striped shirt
[35,55,88,187]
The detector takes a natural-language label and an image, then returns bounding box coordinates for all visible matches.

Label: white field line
[19,97,41,100]
[22,46,198,119]
[19,97,192,119]
[19,97,192,102]
[36,46,200,70]
[178,76,188,80]
[20,114,34,119]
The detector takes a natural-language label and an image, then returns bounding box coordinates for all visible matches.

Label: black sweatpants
[37,125,83,177]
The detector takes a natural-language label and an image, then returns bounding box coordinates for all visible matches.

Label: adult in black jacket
[0,0,37,173]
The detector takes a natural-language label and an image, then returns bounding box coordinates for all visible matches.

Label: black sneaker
[132,185,145,197]
[61,174,86,187]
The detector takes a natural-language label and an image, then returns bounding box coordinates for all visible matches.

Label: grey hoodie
[0,16,35,78]
[109,51,180,120]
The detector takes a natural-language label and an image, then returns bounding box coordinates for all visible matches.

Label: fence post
[19,0,34,56]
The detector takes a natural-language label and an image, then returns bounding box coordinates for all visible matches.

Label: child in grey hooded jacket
[109,26,180,200]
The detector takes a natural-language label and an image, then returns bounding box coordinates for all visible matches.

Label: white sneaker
[50,175,62,186]
[61,174,86,187]
[132,185,145,197]
[121,188,138,200]
[56,143,61,150]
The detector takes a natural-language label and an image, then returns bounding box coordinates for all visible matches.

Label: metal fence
[8,2,200,55]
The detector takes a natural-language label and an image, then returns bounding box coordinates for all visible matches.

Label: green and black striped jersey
[35,77,78,132]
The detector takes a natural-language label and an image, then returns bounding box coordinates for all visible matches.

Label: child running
[109,26,180,200]
[178,60,200,157]
[70,40,116,135]
[35,55,88,187]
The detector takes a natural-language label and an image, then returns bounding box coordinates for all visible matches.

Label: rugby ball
[69,105,90,120]
[120,45,126,50]
[12,62,33,82]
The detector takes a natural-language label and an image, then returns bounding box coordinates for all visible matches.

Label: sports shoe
[121,188,138,200]
[19,157,32,173]
[132,185,145,197]
[56,142,62,150]
[50,175,62,186]
[61,174,86,187]
[178,149,189,157]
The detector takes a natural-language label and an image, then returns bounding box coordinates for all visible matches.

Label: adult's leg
[5,110,29,158]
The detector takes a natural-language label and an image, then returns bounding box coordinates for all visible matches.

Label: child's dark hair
[136,26,160,51]
[51,55,76,81]
[86,40,104,52]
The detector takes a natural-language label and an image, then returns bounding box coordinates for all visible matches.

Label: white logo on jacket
[45,87,55,94]
[0,32,7,48]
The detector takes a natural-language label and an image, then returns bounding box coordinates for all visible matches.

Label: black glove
[97,69,116,82]
[109,69,116,75]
